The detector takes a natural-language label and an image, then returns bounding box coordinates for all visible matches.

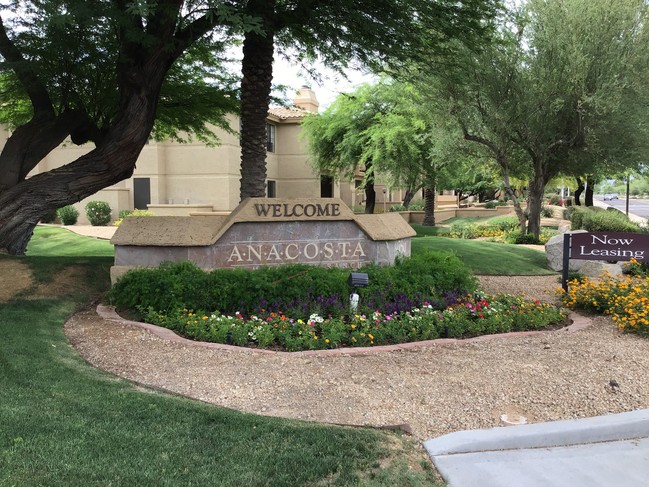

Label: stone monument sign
[110,198,415,283]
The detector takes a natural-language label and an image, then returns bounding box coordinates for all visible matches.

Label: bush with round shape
[85,201,112,226]
[581,210,640,233]
[541,206,554,218]
[40,210,58,224]
[114,209,155,226]
[57,205,79,225]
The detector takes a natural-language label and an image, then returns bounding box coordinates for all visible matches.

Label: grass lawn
[0,227,442,486]
[412,236,556,276]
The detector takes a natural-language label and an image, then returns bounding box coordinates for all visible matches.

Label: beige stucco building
[21,87,411,224]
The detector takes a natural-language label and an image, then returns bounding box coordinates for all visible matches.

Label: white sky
[271,56,376,110]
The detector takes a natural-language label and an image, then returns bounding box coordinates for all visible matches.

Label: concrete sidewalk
[425,409,649,487]
[45,224,117,240]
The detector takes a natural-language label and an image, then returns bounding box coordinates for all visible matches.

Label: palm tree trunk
[574,176,584,206]
[422,187,436,226]
[239,1,276,200]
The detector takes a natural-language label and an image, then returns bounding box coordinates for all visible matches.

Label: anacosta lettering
[227,241,366,264]
[254,203,341,218]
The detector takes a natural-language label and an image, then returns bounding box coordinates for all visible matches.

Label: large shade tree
[0,0,256,254]
[434,0,649,238]
[235,0,499,200]
[302,80,464,224]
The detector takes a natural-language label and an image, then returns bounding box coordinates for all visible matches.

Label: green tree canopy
[0,0,258,254]
[302,79,468,224]
[236,0,500,201]
[429,0,649,238]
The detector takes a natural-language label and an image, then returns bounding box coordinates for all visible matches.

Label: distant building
[21,87,399,223]
[18,87,450,223]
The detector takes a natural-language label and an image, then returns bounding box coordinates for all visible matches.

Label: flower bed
[561,272,649,336]
[140,294,568,352]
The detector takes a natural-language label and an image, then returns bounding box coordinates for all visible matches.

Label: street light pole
[626,175,630,217]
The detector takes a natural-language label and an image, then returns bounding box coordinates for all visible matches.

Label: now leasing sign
[561,231,649,291]
[570,232,648,261]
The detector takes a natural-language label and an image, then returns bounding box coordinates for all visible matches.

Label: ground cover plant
[141,294,567,351]
[0,226,443,486]
[560,269,649,336]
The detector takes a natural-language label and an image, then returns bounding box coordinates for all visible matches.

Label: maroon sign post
[562,232,649,291]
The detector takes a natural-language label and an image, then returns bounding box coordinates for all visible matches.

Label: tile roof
[268,106,308,120]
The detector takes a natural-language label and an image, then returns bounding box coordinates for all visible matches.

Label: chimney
[294,86,319,113]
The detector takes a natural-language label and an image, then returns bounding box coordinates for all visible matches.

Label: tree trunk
[0,111,89,192]
[422,187,436,226]
[402,188,416,208]
[574,176,584,206]
[585,176,595,206]
[526,170,546,240]
[499,161,526,232]
[0,63,167,255]
[239,1,275,201]
[364,182,376,214]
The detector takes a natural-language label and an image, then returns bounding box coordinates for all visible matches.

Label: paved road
[596,196,649,219]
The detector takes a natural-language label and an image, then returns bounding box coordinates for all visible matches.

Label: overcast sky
[271,56,375,110]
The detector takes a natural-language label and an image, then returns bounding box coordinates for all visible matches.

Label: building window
[321,175,333,197]
[266,123,276,152]
[267,180,277,198]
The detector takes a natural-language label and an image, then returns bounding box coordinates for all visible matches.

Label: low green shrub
[582,210,640,233]
[548,194,562,206]
[389,203,424,211]
[505,231,540,245]
[541,206,554,218]
[57,205,79,225]
[486,215,519,232]
[448,222,478,239]
[484,200,508,209]
[569,206,591,230]
[85,200,112,226]
[114,209,155,226]
[411,224,448,237]
[40,210,58,224]
[110,252,479,319]
[622,258,649,278]
[539,228,558,245]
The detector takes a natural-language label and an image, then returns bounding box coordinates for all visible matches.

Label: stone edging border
[96,305,592,357]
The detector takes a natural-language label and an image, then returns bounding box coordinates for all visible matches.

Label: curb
[96,305,591,357]
[424,409,649,456]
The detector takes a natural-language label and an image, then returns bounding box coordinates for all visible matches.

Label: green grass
[410,224,449,237]
[412,236,556,275]
[435,216,493,226]
[0,227,442,486]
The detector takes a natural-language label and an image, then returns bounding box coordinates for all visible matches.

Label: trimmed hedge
[109,251,479,319]
[570,206,641,233]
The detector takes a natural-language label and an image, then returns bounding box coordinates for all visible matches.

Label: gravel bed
[65,275,649,440]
